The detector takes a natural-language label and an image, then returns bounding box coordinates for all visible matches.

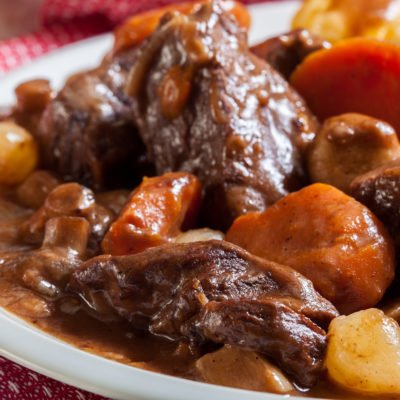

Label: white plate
[0,2,315,400]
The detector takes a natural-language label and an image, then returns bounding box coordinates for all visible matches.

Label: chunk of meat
[251,29,331,79]
[36,47,152,190]
[20,183,114,255]
[308,113,400,192]
[69,240,338,387]
[350,160,400,251]
[226,183,395,314]
[127,2,317,230]
[102,172,201,255]
[113,0,250,54]
[1,216,90,298]
[196,345,294,393]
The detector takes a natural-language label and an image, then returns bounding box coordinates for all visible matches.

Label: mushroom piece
[196,345,294,394]
[308,113,400,192]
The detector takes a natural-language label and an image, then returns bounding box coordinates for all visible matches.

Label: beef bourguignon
[2,1,400,399]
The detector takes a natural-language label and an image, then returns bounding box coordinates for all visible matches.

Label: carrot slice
[102,172,201,255]
[113,1,251,54]
[291,38,400,133]
[226,183,395,314]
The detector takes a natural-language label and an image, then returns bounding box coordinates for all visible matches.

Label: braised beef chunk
[127,3,317,229]
[251,29,331,79]
[36,48,152,190]
[350,160,400,250]
[70,240,338,387]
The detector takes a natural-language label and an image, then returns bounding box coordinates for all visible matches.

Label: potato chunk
[326,308,400,395]
[292,0,400,43]
[0,121,38,185]
[196,346,294,394]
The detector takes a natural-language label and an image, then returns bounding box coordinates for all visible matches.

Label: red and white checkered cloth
[0,0,269,73]
[0,1,279,399]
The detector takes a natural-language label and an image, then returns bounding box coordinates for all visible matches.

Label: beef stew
[2,1,400,399]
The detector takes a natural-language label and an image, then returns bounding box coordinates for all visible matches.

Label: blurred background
[3,0,400,74]
[0,0,42,39]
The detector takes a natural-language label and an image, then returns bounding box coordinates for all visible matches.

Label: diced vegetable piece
[291,38,400,133]
[196,346,294,393]
[13,79,53,134]
[308,113,400,192]
[15,79,52,112]
[102,172,201,255]
[20,182,113,257]
[175,228,224,243]
[292,0,349,43]
[42,217,90,257]
[0,121,38,185]
[326,308,400,395]
[226,183,395,314]
[292,0,400,43]
[113,1,250,54]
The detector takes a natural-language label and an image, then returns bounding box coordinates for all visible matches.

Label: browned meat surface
[69,240,338,387]
[127,3,318,230]
[350,160,400,250]
[36,48,152,190]
[251,29,331,79]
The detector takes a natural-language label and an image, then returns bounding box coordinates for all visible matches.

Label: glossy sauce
[0,278,199,380]
[1,254,400,399]
[2,277,398,400]
[0,155,397,399]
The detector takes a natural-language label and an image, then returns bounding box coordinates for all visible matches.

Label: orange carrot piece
[291,38,400,134]
[226,183,395,314]
[102,172,201,256]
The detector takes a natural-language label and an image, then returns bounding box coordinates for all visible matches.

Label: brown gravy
[0,277,198,379]
[2,275,399,400]
[0,177,397,400]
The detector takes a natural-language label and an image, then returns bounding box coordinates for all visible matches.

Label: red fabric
[0,0,272,74]
[0,0,279,399]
